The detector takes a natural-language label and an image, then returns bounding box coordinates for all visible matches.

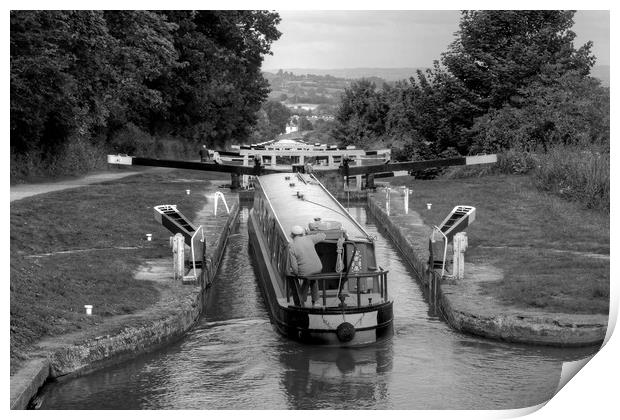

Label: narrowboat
[248,172,393,346]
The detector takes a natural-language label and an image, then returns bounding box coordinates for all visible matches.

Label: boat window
[257,199,264,223]
[268,218,276,248]
[278,244,288,276]
[272,233,279,262]
[263,211,270,234]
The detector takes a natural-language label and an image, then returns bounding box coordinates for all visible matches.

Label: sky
[261,10,610,70]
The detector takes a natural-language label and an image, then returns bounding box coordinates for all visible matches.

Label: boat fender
[336,322,355,342]
[336,236,345,273]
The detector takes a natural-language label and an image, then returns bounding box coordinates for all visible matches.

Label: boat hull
[248,208,393,347]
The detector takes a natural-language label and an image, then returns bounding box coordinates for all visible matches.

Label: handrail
[304,270,388,281]
[431,225,448,278]
[214,191,230,215]
[189,225,205,279]
[290,270,389,309]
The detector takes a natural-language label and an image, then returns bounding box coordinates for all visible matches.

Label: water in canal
[39,207,598,410]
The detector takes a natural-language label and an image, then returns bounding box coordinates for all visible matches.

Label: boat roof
[257,172,371,243]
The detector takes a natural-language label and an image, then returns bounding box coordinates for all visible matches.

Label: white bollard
[186,189,191,195]
[453,232,468,280]
[172,233,185,281]
[84,305,93,315]
[404,188,410,214]
[427,203,432,210]
[385,188,391,216]
[146,233,152,241]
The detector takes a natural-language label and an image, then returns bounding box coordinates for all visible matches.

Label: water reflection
[280,341,394,409]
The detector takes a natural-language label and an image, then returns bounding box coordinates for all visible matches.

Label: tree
[298,116,313,131]
[11,11,113,154]
[469,72,610,153]
[442,10,595,111]
[263,100,291,135]
[249,100,292,142]
[149,11,281,147]
[335,79,389,147]
[10,11,179,155]
[392,10,598,156]
[102,11,179,132]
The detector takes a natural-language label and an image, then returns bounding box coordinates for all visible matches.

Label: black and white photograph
[8,2,614,416]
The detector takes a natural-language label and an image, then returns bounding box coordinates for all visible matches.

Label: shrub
[533,145,609,210]
[10,136,107,182]
[48,135,108,175]
[108,124,197,160]
[494,148,538,175]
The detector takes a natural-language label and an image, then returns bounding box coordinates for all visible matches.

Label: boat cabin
[252,173,388,309]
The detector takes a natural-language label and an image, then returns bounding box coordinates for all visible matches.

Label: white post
[453,232,468,280]
[328,155,335,167]
[271,154,276,167]
[172,233,185,281]
[298,154,304,165]
[404,188,410,214]
[385,188,390,216]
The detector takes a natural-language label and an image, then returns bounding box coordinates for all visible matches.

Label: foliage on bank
[10,10,281,181]
[329,11,609,210]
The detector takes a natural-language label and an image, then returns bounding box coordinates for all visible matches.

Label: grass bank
[388,174,609,315]
[10,169,225,372]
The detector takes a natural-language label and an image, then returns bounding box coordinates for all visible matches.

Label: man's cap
[291,225,304,236]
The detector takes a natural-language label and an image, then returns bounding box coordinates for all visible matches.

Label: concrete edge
[10,359,50,410]
[10,203,240,410]
[365,195,608,347]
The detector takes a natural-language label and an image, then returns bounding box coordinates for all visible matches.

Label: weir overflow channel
[37,206,597,410]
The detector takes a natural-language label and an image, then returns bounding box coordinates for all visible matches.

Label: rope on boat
[297,196,350,219]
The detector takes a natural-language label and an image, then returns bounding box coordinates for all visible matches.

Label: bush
[10,136,107,182]
[108,123,199,160]
[495,148,538,175]
[50,135,108,175]
[533,145,609,211]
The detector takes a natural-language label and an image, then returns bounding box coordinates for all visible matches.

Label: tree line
[333,11,609,160]
[10,10,281,179]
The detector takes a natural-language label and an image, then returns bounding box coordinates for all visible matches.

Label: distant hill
[265,65,610,86]
[263,68,429,82]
